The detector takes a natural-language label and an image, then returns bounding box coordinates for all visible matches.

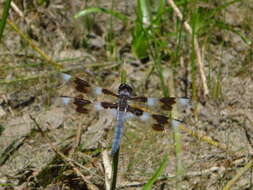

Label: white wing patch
[62,73,72,82]
[140,112,150,121]
[61,97,71,105]
[109,109,118,117]
[179,98,190,106]
[171,120,182,128]
[147,98,158,106]
[93,87,103,95]
[94,102,104,110]
[93,102,118,117]
[125,112,135,120]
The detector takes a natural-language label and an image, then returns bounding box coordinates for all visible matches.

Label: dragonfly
[60,73,190,155]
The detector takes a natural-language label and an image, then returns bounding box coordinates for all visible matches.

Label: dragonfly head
[118,83,132,97]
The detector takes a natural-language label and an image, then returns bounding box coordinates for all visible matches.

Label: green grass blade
[0,183,15,187]
[37,0,49,6]
[0,124,4,136]
[132,30,149,59]
[216,20,251,45]
[190,9,198,100]
[0,136,26,166]
[0,0,12,42]
[141,154,169,190]
[74,7,128,23]
[120,68,127,84]
[138,0,151,27]
[173,124,183,189]
[110,149,120,190]
[151,0,167,26]
[132,0,152,60]
[210,0,242,18]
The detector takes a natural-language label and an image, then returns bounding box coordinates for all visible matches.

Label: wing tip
[179,98,190,106]
[171,120,183,128]
[61,96,71,105]
[62,73,72,82]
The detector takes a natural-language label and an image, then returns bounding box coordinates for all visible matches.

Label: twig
[11,2,24,18]
[102,151,112,190]
[70,123,83,156]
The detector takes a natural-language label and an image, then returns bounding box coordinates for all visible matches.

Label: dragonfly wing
[130,96,190,111]
[60,95,118,115]
[62,73,119,98]
[126,105,184,131]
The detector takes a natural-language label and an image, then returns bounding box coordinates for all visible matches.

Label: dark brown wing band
[127,106,144,116]
[74,77,91,93]
[102,89,119,97]
[101,102,118,109]
[71,95,92,114]
[130,96,148,102]
[159,97,176,110]
[152,114,169,125]
[151,115,169,131]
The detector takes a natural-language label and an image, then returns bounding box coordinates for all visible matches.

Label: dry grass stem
[7,19,63,70]
[10,2,24,18]
[29,115,99,190]
[102,150,112,190]
[167,0,209,96]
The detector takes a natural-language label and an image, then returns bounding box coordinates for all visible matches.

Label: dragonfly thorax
[117,83,132,111]
[118,83,132,97]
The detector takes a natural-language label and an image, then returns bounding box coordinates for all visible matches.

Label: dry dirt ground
[0,1,253,190]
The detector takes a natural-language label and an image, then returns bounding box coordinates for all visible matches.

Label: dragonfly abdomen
[111,111,125,155]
